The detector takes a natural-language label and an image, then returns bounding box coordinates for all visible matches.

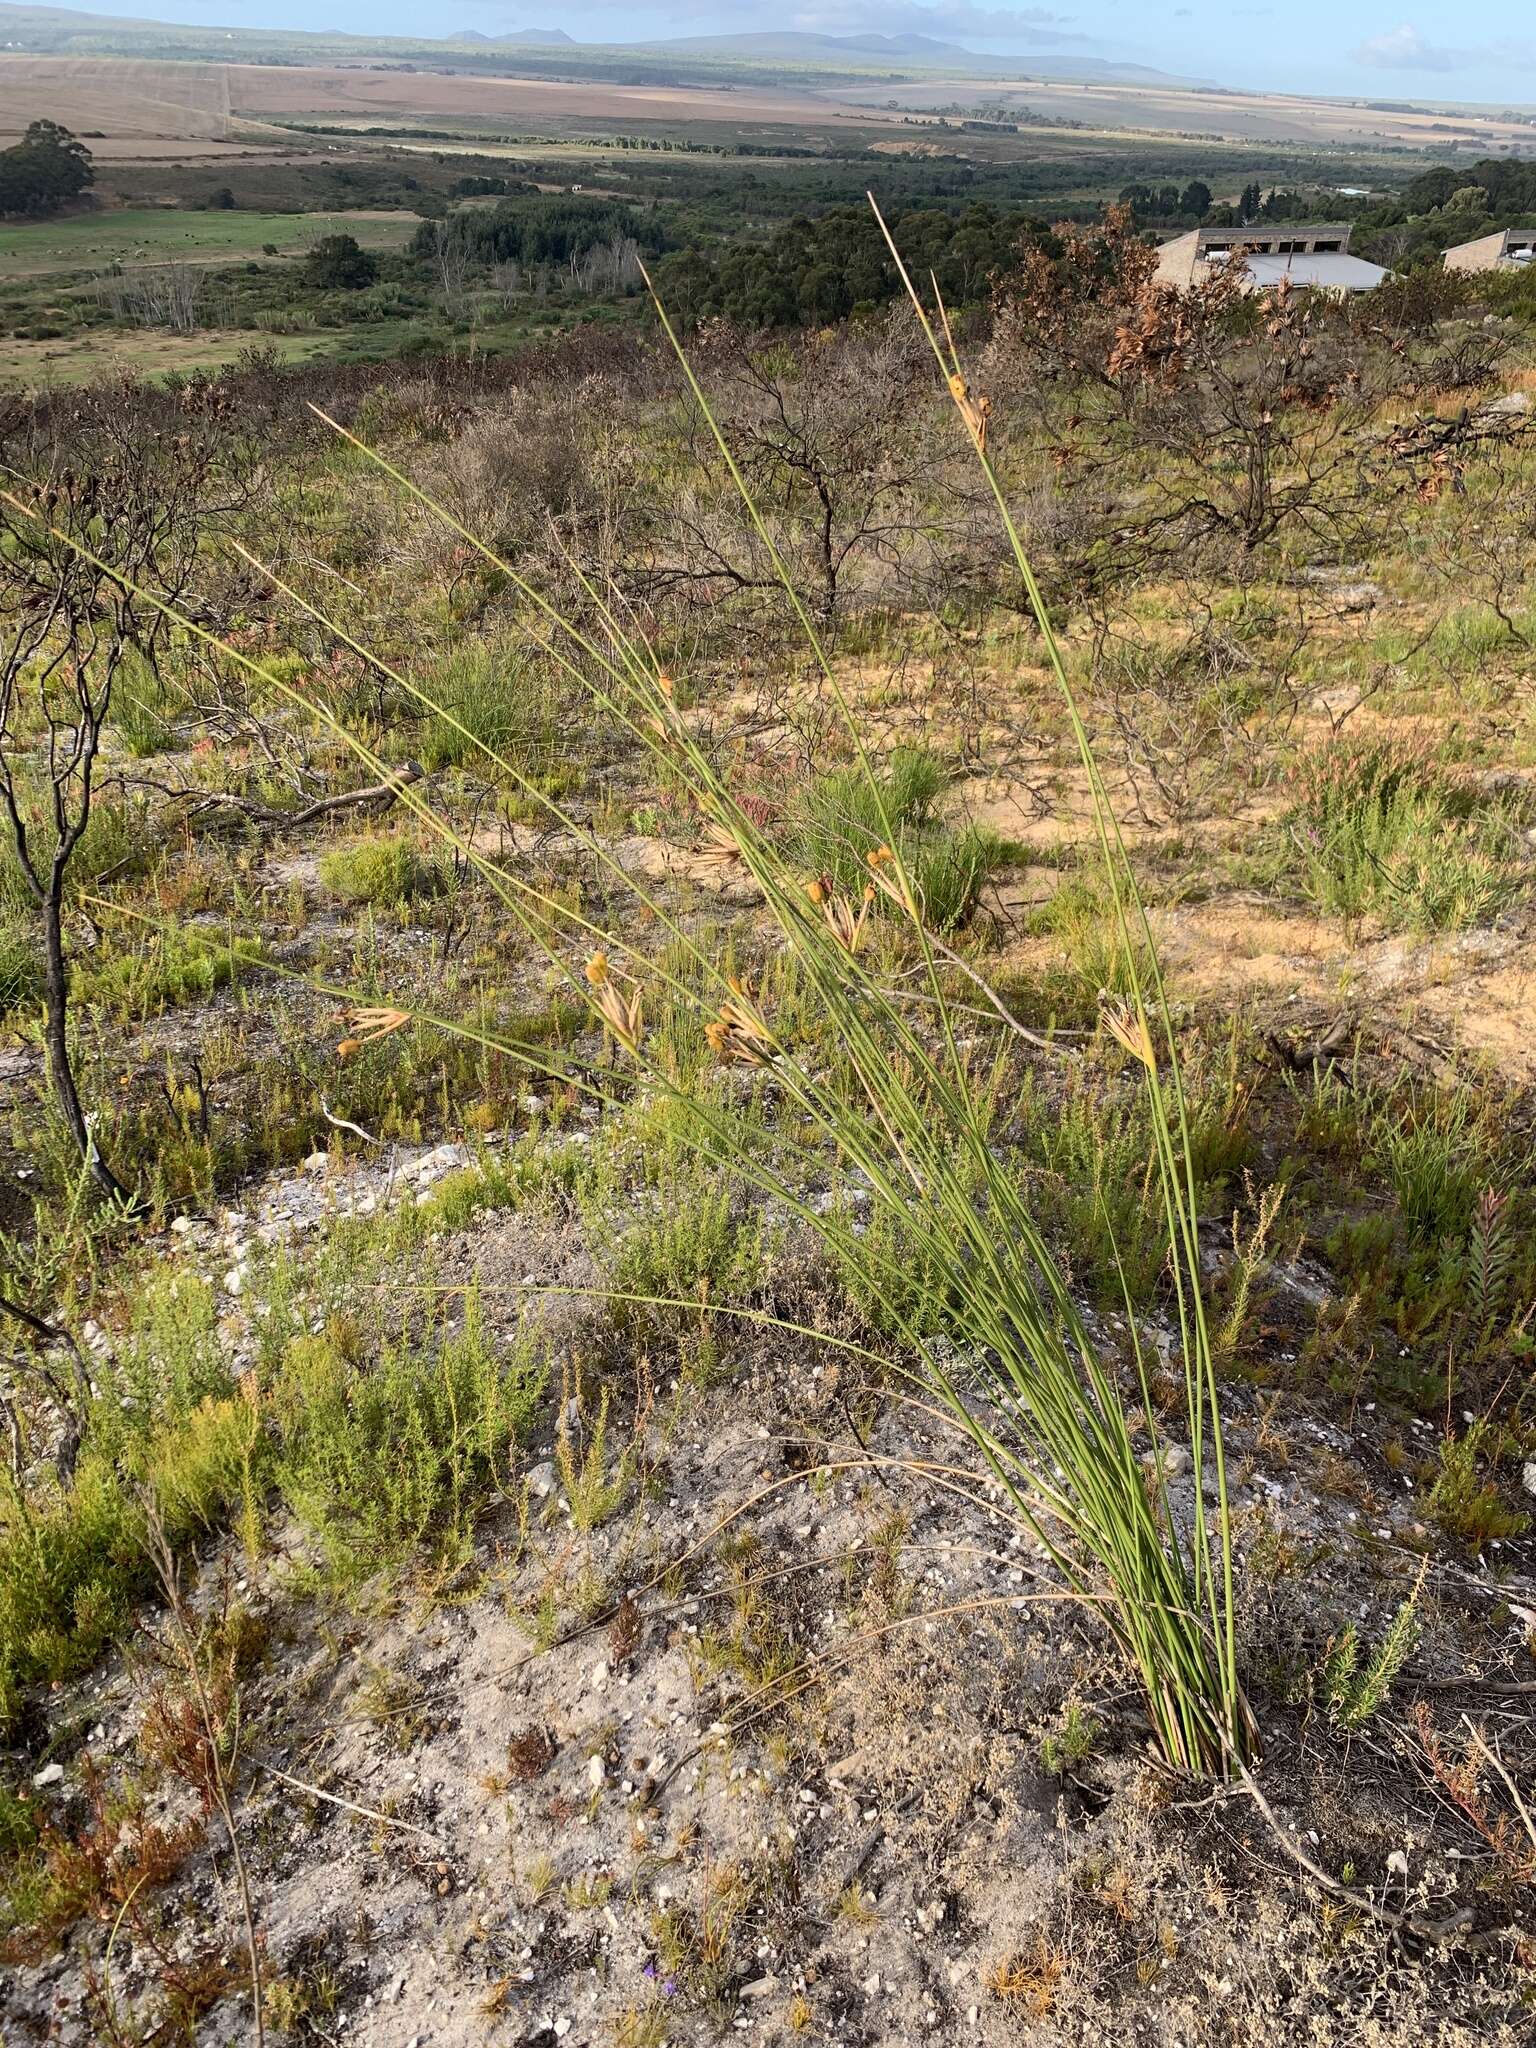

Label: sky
[56,0,1536,105]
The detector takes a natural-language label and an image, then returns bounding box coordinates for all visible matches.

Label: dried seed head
[350,1005,412,1043]
[593,979,643,1052]
[698,822,742,869]
[584,952,610,987]
[1101,999,1156,1070]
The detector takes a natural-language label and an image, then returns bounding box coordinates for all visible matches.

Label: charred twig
[1264,1014,1355,1080]
[119,762,424,835]
[0,1290,92,1482]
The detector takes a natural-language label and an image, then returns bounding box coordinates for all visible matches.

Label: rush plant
[12,206,1252,1776]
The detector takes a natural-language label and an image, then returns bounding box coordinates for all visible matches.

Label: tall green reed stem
[5,220,1253,1772]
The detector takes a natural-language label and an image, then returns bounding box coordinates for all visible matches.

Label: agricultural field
[1,204,1536,2044]
[0,203,464,383]
[829,74,1536,151]
[0,56,291,149]
[0,206,418,275]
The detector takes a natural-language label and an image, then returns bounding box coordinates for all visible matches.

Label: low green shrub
[71,926,258,1021]
[318,835,442,906]
[0,1272,261,1729]
[1427,1421,1530,1554]
[0,1460,149,1729]
[1322,1578,1422,1729]
[273,1298,544,1580]
[1283,740,1523,934]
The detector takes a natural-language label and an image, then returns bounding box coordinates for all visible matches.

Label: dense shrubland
[0,209,1533,2035]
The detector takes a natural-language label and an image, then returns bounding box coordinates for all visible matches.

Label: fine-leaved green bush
[318,834,442,907]
[273,1298,544,1580]
[1285,741,1523,934]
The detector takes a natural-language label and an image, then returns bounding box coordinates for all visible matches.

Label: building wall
[1154,230,1201,289]
[1444,230,1522,273]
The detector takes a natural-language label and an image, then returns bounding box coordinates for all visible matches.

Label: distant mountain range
[446,27,575,44]
[437,28,1194,84]
[445,31,973,59]
[0,3,1200,89]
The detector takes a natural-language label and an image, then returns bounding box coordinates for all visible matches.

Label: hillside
[1,191,1536,2044]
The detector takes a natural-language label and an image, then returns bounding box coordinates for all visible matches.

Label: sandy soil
[6,1155,1529,2046]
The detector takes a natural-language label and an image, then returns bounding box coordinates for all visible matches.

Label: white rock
[32,1763,64,1789]
[587,1755,605,1790]
[223,1268,245,1297]
[1522,1461,1536,1499]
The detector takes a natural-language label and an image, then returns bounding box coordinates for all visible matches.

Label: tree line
[409,197,670,270]
[0,120,93,219]
[652,203,1055,330]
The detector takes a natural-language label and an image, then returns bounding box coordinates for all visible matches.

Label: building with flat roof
[1442,227,1536,273]
[1155,223,1389,294]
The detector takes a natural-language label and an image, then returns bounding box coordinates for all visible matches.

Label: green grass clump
[1374,1089,1487,1246]
[273,1298,544,1581]
[793,745,1000,932]
[1284,740,1523,934]
[107,648,183,758]
[0,792,154,918]
[1029,874,1155,1005]
[71,926,257,1021]
[417,640,562,774]
[318,835,442,907]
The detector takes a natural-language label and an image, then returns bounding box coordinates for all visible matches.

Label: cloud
[1351,23,1536,72]
[1352,23,1463,69]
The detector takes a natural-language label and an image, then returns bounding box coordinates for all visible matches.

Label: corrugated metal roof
[1237,252,1390,291]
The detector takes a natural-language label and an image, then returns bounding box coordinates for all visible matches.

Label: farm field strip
[0,207,421,278]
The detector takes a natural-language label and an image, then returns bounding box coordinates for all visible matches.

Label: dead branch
[117,762,424,835]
